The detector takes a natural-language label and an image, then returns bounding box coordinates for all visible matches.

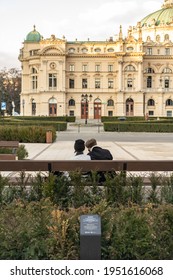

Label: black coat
[88,146,113,160]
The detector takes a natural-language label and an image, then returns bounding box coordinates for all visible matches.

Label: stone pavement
[22,122,173,161]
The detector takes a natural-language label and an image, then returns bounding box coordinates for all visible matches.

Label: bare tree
[0,68,21,115]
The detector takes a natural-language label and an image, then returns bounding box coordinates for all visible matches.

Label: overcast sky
[0,0,163,69]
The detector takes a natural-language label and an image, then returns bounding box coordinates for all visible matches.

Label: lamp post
[81,94,92,124]
[22,99,25,116]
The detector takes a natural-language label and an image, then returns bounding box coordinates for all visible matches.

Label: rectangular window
[69,110,74,116]
[127,79,132,88]
[108,110,113,116]
[69,64,75,71]
[148,110,154,116]
[165,79,169,88]
[69,79,75,88]
[167,110,172,117]
[95,64,100,72]
[147,76,152,88]
[82,64,87,71]
[165,48,170,55]
[108,64,113,72]
[95,79,100,88]
[108,79,113,88]
[49,74,57,90]
[82,78,87,88]
[147,48,152,55]
[32,76,37,90]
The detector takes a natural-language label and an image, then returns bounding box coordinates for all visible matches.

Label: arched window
[82,48,88,53]
[162,68,172,73]
[107,48,114,52]
[124,64,136,71]
[107,99,114,106]
[94,48,101,52]
[147,99,155,106]
[166,99,173,106]
[127,47,134,51]
[68,48,75,53]
[68,99,75,106]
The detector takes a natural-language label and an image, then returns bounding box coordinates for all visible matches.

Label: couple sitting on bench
[72,138,113,183]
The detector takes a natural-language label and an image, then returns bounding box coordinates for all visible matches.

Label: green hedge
[0,171,173,259]
[0,120,67,131]
[104,122,173,132]
[101,116,173,122]
[0,200,172,259]
[0,126,56,142]
[6,116,75,122]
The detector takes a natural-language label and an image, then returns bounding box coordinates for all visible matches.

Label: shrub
[0,126,56,142]
[17,145,28,159]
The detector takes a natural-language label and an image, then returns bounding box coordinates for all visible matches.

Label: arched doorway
[49,98,57,116]
[94,98,101,119]
[126,98,134,116]
[31,99,36,116]
[81,100,88,120]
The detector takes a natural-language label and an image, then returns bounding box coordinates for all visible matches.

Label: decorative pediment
[41,46,64,56]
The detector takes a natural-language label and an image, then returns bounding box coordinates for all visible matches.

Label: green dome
[141,6,173,27]
[25,26,41,42]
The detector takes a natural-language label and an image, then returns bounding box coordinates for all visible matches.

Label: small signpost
[1,102,6,125]
[1,101,6,111]
[80,214,101,260]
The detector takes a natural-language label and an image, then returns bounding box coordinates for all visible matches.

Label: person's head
[74,139,85,153]
[85,138,97,151]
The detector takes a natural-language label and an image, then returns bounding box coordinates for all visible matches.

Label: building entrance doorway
[94,98,101,119]
[81,102,88,119]
[49,98,57,116]
[126,98,134,116]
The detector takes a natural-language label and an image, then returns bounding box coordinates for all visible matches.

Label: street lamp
[81,94,92,124]
[22,99,25,116]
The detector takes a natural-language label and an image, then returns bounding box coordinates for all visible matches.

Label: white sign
[1,102,6,110]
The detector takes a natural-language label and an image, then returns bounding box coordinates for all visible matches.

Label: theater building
[19,0,173,119]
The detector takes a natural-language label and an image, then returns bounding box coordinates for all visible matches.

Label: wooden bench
[0,160,172,186]
[0,141,19,160]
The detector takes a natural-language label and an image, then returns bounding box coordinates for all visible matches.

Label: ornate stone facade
[19,0,173,118]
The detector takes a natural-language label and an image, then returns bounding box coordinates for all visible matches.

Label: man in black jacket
[85,138,113,160]
[85,138,113,183]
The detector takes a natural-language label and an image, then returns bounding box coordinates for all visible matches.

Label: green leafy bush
[0,126,56,142]
[0,171,173,259]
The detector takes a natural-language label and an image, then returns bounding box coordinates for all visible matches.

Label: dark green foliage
[104,121,173,132]
[0,171,173,259]
[0,126,56,142]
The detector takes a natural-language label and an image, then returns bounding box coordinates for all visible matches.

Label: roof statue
[162,0,173,8]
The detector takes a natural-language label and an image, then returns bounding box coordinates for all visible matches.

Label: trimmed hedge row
[104,122,173,132]
[0,119,67,132]
[0,126,56,142]
[101,116,173,122]
[11,116,75,122]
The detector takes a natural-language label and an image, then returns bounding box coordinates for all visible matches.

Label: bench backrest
[0,141,19,148]
[0,154,16,160]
